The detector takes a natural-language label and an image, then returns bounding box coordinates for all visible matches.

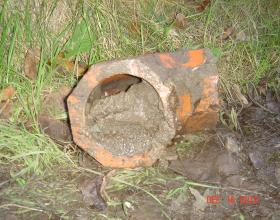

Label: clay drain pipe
[67,49,219,168]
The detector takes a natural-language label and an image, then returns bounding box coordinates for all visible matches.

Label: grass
[0,0,279,218]
[0,122,70,184]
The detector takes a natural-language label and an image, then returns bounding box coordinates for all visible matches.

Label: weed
[0,122,69,177]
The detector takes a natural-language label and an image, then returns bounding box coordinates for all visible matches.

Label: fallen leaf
[49,52,87,76]
[128,16,140,35]
[38,115,72,143]
[232,84,249,105]
[24,48,41,79]
[174,13,187,29]
[189,187,209,211]
[0,101,13,120]
[0,86,15,120]
[76,61,88,76]
[221,26,235,41]
[197,0,211,12]
[0,86,15,102]
[78,176,107,210]
[257,78,268,95]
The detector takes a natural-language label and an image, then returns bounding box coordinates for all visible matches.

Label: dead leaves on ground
[78,176,107,210]
[197,0,211,12]
[0,86,15,103]
[77,170,116,210]
[0,86,16,120]
[48,52,88,77]
[38,86,73,142]
[24,48,87,81]
[247,81,280,114]
[24,48,41,79]
[189,187,210,212]
[0,101,13,120]
[221,26,248,42]
[221,26,235,41]
[174,13,187,29]
[128,16,141,36]
[232,84,249,106]
[23,48,84,143]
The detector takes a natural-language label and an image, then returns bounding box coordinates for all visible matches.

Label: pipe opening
[85,74,170,157]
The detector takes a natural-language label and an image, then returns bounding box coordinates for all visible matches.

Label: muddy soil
[87,81,173,157]
[1,89,280,220]
[164,91,280,220]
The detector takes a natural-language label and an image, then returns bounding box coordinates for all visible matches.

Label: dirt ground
[1,87,280,219]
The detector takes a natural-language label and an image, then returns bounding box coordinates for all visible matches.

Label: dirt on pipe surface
[87,80,174,157]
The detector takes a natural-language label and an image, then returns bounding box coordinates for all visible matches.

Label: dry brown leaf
[197,0,211,12]
[0,86,15,102]
[78,176,107,210]
[24,48,41,79]
[189,187,210,212]
[222,26,235,41]
[257,78,268,95]
[76,61,88,76]
[232,84,249,105]
[38,115,72,143]
[0,101,13,120]
[48,52,88,77]
[128,16,141,35]
[174,13,187,29]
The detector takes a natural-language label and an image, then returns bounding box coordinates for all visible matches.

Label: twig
[247,86,278,115]
[184,180,272,199]
[0,179,10,188]
[78,167,164,206]
[0,203,44,212]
